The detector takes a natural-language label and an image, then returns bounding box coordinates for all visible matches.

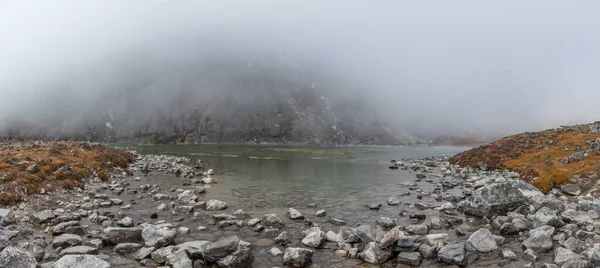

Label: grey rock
[419,243,437,259]
[554,247,584,266]
[437,242,466,266]
[501,249,518,260]
[60,246,97,256]
[406,223,428,235]
[283,247,313,268]
[274,231,291,245]
[247,218,260,227]
[339,227,360,243]
[205,199,228,211]
[31,210,55,224]
[301,227,325,248]
[113,243,142,254]
[368,203,383,210]
[561,184,581,196]
[141,224,177,248]
[387,197,400,206]
[329,218,345,226]
[116,217,133,227]
[561,237,585,254]
[150,245,175,263]
[52,221,80,235]
[177,190,198,204]
[561,209,590,225]
[287,208,304,220]
[216,243,253,268]
[397,235,414,248]
[534,207,561,227]
[522,225,555,253]
[0,246,36,268]
[202,235,240,262]
[376,217,395,229]
[397,251,422,266]
[378,226,401,248]
[356,225,377,243]
[561,259,590,268]
[135,246,155,261]
[261,214,284,229]
[465,228,497,253]
[315,210,327,217]
[101,227,142,245]
[360,242,392,264]
[462,180,543,217]
[165,249,192,268]
[52,234,82,248]
[52,254,109,268]
[523,248,538,261]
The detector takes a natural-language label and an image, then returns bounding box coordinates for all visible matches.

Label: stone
[369,203,383,210]
[52,221,80,235]
[561,237,586,254]
[247,218,260,227]
[462,180,543,217]
[287,208,304,220]
[301,227,325,248]
[554,247,584,266]
[523,248,538,261]
[205,199,228,211]
[360,242,392,264]
[397,235,414,248]
[561,259,590,268]
[31,210,55,224]
[533,207,561,227]
[261,214,284,229]
[0,246,36,268]
[339,227,360,243]
[116,217,133,227]
[60,246,97,256]
[202,235,240,262]
[164,249,192,268]
[561,209,590,225]
[150,246,175,263]
[397,251,422,266]
[561,184,581,196]
[499,218,528,235]
[142,224,177,248]
[329,218,345,225]
[376,217,395,229]
[135,247,155,261]
[356,225,377,243]
[275,231,291,245]
[387,197,400,206]
[522,225,555,253]
[52,254,109,268]
[177,190,198,204]
[379,226,401,248]
[216,243,253,268]
[437,242,466,266]
[501,249,518,260]
[52,234,82,248]
[418,243,436,259]
[315,210,327,217]
[424,233,448,245]
[465,228,497,253]
[406,223,428,235]
[283,247,313,268]
[269,247,283,256]
[113,243,142,254]
[101,227,142,245]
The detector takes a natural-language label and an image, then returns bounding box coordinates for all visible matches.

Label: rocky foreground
[1,143,600,267]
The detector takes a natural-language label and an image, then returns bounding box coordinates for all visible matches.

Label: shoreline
[0,143,598,267]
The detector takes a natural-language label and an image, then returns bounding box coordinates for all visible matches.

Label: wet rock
[261,214,284,229]
[419,243,437,259]
[135,246,155,261]
[554,247,584,266]
[283,247,313,268]
[465,228,497,253]
[287,208,304,220]
[274,231,291,246]
[462,180,542,217]
[501,249,518,261]
[116,217,133,227]
[499,218,528,235]
[376,217,395,229]
[101,227,142,245]
[424,233,449,245]
[437,242,466,266]
[216,243,253,268]
[247,218,260,227]
[206,199,228,211]
[387,197,400,206]
[356,225,377,243]
[142,224,177,248]
[31,210,55,224]
[177,190,198,204]
[202,235,240,262]
[561,259,590,268]
[60,246,98,256]
[561,184,581,196]
[52,234,82,248]
[339,227,360,243]
[369,203,383,210]
[329,218,345,226]
[201,177,218,184]
[52,254,109,268]
[315,210,327,217]
[379,226,401,248]
[306,203,317,208]
[397,251,423,266]
[534,207,561,227]
[522,225,555,253]
[406,223,428,235]
[165,249,192,268]
[301,227,325,248]
[360,242,392,264]
[0,246,36,268]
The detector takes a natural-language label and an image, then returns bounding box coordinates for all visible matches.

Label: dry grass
[0,141,134,205]
[450,122,600,193]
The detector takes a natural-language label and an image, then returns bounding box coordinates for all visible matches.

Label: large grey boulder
[561,209,591,225]
[462,180,542,217]
[437,242,466,266]
[360,242,392,264]
[202,236,240,262]
[52,254,109,268]
[465,228,497,253]
[283,247,313,268]
[31,210,55,224]
[101,227,142,245]
[301,227,325,248]
[165,249,192,268]
[533,207,561,227]
[206,200,228,211]
[522,225,555,253]
[0,246,36,268]
[52,221,81,235]
[142,224,177,248]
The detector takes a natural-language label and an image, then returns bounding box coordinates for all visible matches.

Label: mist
[1,0,600,141]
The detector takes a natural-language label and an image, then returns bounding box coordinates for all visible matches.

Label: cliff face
[3,62,421,146]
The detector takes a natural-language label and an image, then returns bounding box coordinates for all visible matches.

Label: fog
[1,0,599,141]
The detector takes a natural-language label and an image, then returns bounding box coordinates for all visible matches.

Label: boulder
[52,234,82,248]
[301,227,325,248]
[216,243,253,268]
[142,224,177,248]
[165,249,192,268]
[206,200,228,211]
[31,210,55,224]
[522,225,555,253]
[202,236,240,262]
[0,246,36,268]
[397,251,423,266]
[287,208,304,220]
[561,184,581,196]
[465,228,497,253]
[177,190,198,204]
[52,255,109,268]
[283,247,313,268]
[116,217,133,228]
[561,209,590,225]
[533,207,561,227]
[261,214,284,229]
[462,180,542,217]
[101,227,142,245]
[52,221,80,235]
[554,247,584,266]
[379,227,401,248]
[437,242,466,266]
[360,242,392,264]
[60,246,97,256]
[339,227,360,243]
[274,231,291,245]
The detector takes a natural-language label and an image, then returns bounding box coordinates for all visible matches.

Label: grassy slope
[450,122,600,193]
[0,141,134,205]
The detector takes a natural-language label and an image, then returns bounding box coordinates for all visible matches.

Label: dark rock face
[461,180,543,217]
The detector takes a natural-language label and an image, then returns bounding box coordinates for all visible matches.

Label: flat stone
[52,254,109,268]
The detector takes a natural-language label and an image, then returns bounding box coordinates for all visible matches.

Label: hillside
[449,122,600,194]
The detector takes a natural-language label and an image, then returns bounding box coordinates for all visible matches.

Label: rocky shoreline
[1,148,600,267]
